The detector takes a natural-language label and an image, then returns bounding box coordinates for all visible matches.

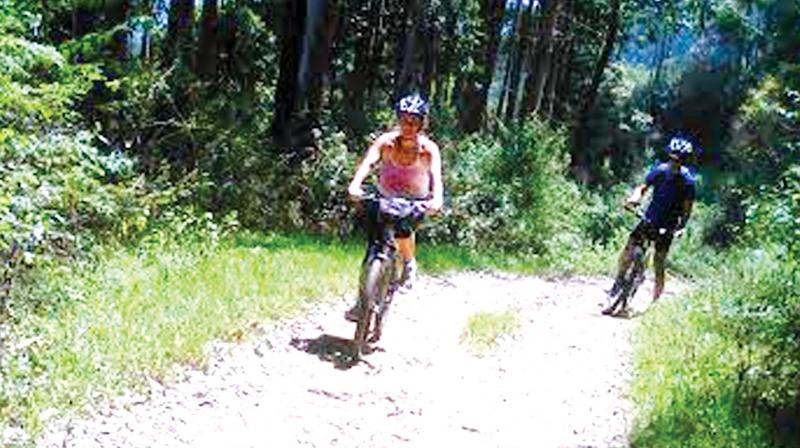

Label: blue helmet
[396,94,429,118]
[667,137,693,161]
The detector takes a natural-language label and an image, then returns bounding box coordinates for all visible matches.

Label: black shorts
[629,220,673,254]
[364,199,424,244]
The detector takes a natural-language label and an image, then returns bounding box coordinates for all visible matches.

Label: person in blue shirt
[602,136,697,315]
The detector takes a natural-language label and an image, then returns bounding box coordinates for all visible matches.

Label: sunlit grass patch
[460,310,520,356]
[0,232,363,438]
[629,247,794,447]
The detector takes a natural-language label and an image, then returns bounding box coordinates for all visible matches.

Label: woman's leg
[396,233,415,262]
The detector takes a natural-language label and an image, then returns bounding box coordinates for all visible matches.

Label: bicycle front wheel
[354,258,387,357]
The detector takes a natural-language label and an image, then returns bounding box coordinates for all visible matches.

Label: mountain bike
[602,208,671,317]
[352,192,428,359]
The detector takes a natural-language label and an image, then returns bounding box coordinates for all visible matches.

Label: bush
[632,247,800,447]
[426,119,588,255]
[744,165,800,260]
[0,22,175,317]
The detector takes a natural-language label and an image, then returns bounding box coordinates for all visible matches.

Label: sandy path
[40,272,668,448]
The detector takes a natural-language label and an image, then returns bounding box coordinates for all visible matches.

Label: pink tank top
[378,138,431,199]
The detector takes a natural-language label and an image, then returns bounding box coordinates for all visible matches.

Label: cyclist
[602,136,697,315]
[345,94,444,321]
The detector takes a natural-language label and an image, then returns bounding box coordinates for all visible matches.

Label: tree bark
[196,0,219,79]
[395,0,421,97]
[497,4,521,120]
[436,0,458,108]
[571,0,621,182]
[163,0,195,70]
[272,0,307,144]
[344,1,374,136]
[521,0,562,117]
[458,0,505,133]
[505,1,535,122]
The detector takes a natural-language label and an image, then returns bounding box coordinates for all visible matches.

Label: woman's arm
[347,134,387,198]
[427,140,444,212]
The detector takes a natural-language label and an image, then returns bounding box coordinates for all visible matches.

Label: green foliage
[246,128,358,232]
[632,250,800,447]
[428,119,585,256]
[744,165,800,259]
[732,75,800,186]
[0,17,183,321]
[0,35,102,129]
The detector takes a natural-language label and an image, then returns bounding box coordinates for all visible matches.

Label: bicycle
[602,207,672,317]
[352,192,428,359]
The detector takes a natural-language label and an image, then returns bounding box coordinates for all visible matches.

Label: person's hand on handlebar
[623,198,640,211]
[425,196,443,214]
[348,183,365,201]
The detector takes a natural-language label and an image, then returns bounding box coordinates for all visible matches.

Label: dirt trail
[40,272,669,448]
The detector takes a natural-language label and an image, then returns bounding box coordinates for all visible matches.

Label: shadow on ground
[290,334,378,370]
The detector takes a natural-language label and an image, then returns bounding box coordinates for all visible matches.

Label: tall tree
[521,0,562,117]
[395,0,422,97]
[272,0,338,152]
[458,0,505,133]
[571,0,621,182]
[163,0,195,70]
[196,0,219,79]
[504,0,535,122]
[272,0,306,145]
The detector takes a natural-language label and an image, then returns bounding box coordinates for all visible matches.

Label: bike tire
[354,258,386,357]
[371,256,401,343]
[607,246,645,315]
[617,246,646,314]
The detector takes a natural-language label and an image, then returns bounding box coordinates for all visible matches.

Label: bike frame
[353,193,426,358]
[605,208,670,316]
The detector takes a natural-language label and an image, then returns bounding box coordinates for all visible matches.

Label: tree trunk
[196,0,219,79]
[272,0,307,145]
[344,1,374,136]
[436,0,458,108]
[395,0,421,97]
[571,0,621,183]
[496,4,521,120]
[305,1,339,121]
[521,0,562,117]
[421,13,436,98]
[163,0,195,70]
[273,0,338,153]
[366,0,388,101]
[547,36,572,120]
[505,1,535,122]
[458,0,505,133]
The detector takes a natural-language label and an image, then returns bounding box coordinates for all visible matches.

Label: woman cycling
[345,94,444,320]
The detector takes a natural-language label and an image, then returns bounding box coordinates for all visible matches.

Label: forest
[0,0,798,446]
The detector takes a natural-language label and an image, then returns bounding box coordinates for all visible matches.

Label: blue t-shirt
[644,162,696,229]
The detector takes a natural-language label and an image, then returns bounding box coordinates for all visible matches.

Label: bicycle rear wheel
[354,257,388,357]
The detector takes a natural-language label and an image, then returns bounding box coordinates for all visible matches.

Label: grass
[460,310,521,356]
[629,246,796,448]
[1,232,364,438]
[418,239,616,278]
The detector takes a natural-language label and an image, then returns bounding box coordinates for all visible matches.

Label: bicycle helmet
[667,137,693,162]
[396,93,429,118]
